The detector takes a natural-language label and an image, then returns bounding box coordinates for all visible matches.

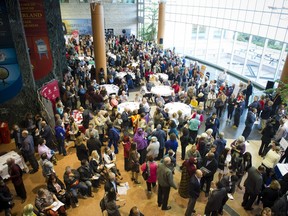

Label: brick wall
[60,0,137,35]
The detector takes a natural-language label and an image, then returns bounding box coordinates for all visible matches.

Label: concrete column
[157,2,166,45]
[280,54,288,84]
[90,2,107,83]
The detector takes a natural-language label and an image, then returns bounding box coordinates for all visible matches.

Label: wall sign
[20,0,53,81]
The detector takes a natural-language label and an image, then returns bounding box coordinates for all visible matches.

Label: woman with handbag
[141,155,157,194]
[129,143,141,184]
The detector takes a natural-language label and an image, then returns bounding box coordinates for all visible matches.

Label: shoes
[237,185,243,190]
[244,207,254,211]
[162,206,171,211]
[131,178,135,181]
[21,199,26,204]
[83,195,88,199]
[89,194,94,198]
[75,203,79,207]
[232,125,237,128]
[158,203,162,207]
[148,191,152,194]
[134,180,141,184]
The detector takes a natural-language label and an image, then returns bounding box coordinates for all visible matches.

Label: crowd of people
[1,33,288,216]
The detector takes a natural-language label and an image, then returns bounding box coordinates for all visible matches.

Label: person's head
[252,108,257,114]
[107,187,117,201]
[129,206,141,216]
[23,204,35,216]
[210,145,217,153]
[206,128,213,136]
[37,188,46,197]
[6,158,15,167]
[41,153,48,160]
[81,159,89,166]
[147,155,154,162]
[195,169,203,178]
[76,134,84,145]
[261,207,272,216]
[258,165,266,174]
[105,147,112,154]
[243,152,252,162]
[130,143,137,151]
[41,120,47,128]
[48,173,57,184]
[163,156,171,165]
[270,180,281,190]
[237,135,245,144]
[151,136,157,143]
[88,123,94,130]
[218,132,224,139]
[191,144,197,153]
[207,153,215,160]
[108,171,116,181]
[22,130,29,138]
[91,150,100,160]
[216,181,223,189]
[65,166,72,174]
[38,138,46,146]
[169,133,177,141]
[211,113,217,119]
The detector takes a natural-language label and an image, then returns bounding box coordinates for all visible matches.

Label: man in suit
[200,153,218,197]
[10,124,23,150]
[242,165,266,210]
[185,169,203,216]
[121,107,131,131]
[39,121,54,149]
[157,157,177,211]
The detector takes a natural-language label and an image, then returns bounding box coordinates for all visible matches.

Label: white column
[274,43,287,80]
[256,38,268,81]
[242,35,253,75]
[228,32,238,70]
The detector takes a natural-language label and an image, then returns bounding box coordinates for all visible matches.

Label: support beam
[157,2,166,45]
[90,2,107,83]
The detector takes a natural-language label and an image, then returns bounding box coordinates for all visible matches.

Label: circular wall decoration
[0,66,9,84]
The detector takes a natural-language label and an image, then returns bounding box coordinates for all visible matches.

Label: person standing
[242,165,266,210]
[245,80,253,108]
[200,153,218,197]
[39,121,54,150]
[129,143,141,184]
[55,121,67,156]
[21,130,39,174]
[151,124,167,160]
[0,177,13,216]
[242,108,257,140]
[7,158,27,203]
[157,157,177,211]
[187,115,200,144]
[184,169,203,216]
[141,155,158,194]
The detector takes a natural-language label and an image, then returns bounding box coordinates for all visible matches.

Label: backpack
[100,197,106,212]
[142,161,150,181]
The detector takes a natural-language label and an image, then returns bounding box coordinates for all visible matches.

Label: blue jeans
[71,181,89,199]
[57,138,67,155]
[108,139,119,154]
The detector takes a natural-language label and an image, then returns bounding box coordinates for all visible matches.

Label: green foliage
[265,80,288,106]
[139,2,158,41]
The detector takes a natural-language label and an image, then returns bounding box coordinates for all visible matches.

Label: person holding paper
[35,188,66,216]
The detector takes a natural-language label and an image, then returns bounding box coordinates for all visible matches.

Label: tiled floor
[0,89,266,216]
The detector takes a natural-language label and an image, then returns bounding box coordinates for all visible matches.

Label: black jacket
[78,165,93,182]
[76,143,89,161]
[47,177,66,194]
[87,137,101,155]
[188,175,201,198]
[202,157,218,180]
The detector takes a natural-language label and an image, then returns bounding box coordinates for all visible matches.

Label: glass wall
[163,0,288,87]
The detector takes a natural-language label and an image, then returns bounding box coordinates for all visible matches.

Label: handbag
[142,161,150,181]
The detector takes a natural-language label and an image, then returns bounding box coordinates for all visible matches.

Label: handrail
[184,55,265,91]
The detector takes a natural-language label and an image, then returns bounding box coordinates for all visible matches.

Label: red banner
[19,0,53,81]
[40,80,60,103]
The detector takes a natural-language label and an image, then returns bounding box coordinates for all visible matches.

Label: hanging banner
[40,80,60,104]
[62,19,92,35]
[0,1,23,104]
[19,0,53,81]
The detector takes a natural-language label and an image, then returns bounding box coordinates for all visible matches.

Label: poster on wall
[0,1,23,104]
[62,19,92,35]
[19,0,53,81]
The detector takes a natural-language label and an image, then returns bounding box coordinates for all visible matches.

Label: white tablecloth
[150,73,168,81]
[151,86,174,97]
[100,84,119,95]
[0,151,28,179]
[116,72,136,80]
[164,102,192,118]
[117,102,140,113]
[77,56,92,61]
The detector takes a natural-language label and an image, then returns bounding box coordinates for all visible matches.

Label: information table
[0,151,28,179]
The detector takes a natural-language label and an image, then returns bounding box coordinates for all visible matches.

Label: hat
[151,136,157,142]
